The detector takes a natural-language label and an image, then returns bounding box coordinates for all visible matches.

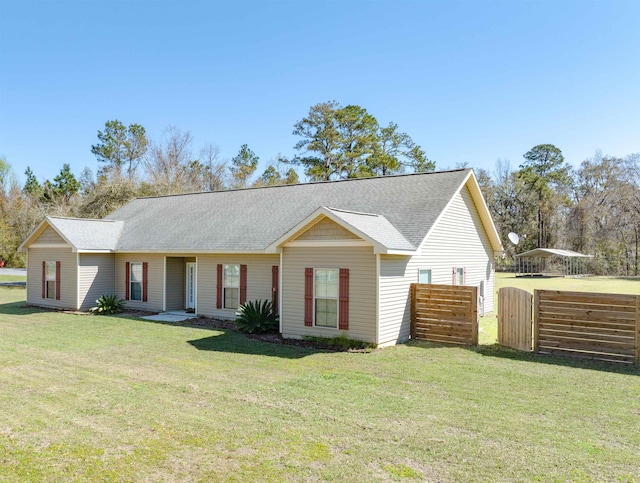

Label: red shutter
[304,268,313,326]
[41,261,46,298]
[216,264,223,309]
[125,262,130,300]
[452,266,456,285]
[142,262,148,302]
[240,264,247,305]
[272,265,279,315]
[55,261,61,300]
[463,267,467,285]
[339,268,349,330]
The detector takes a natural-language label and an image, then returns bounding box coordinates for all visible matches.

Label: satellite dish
[508,232,520,245]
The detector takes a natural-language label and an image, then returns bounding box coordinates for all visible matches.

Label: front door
[185,262,196,310]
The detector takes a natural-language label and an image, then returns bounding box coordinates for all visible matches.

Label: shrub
[90,294,125,315]
[235,300,278,334]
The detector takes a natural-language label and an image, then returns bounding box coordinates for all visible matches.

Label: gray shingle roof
[105,169,471,252]
[324,208,415,251]
[47,217,123,250]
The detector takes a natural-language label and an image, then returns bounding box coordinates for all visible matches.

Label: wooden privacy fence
[410,283,478,346]
[535,290,640,364]
[499,287,640,364]
[498,287,532,351]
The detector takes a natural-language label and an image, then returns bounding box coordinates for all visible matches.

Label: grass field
[479,272,640,345]
[1,284,640,482]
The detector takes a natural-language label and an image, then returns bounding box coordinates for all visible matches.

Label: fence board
[534,290,639,364]
[498,287,532,351]
[410,283,478,346]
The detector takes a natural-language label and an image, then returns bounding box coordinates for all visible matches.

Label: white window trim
[45,260,56,299]
[418,268,432,284]
[223,263,240,310]
[313,268,339,329]
[130,262,143,302]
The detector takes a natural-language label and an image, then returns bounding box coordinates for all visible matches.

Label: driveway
[0,268,27,277]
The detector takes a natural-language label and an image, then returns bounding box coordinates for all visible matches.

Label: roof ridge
[130,168,472,201]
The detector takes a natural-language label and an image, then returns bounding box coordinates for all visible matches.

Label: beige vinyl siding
[115,254,165,312]
[378,185,495,345]
[78,254,116,310]
[26,247,78,309]
[35,226,66,245]
[295,217,360,240]
[165,257,185,311]
[281,246,377,343]
[197,254,280,318]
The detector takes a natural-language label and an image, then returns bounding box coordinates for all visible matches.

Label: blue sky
[1,0,639,186]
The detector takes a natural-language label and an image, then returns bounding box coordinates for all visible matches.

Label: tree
[23,167,41,195]
[198,143,227,192]
[333,105,379,178]
[519,144,572,248]
[230,144,259,188]
[366,123,434,175]
[293,101,432,180]
[91,120,148,179]
[144,126,193,195]
[293,100,342,181]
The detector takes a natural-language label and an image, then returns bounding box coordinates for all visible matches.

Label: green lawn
[1,285,640,482]
[0,275,26,283]
[479,272,640,345]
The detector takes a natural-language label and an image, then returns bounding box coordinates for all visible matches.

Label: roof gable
[19,216,123,252]
[293,217,362,241]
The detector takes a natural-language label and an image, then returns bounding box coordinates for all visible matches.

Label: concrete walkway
[141,310,197,323]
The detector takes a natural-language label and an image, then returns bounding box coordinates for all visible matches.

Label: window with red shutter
[304,268,313,326]
[338,269,349,330]
[216,264,223,309]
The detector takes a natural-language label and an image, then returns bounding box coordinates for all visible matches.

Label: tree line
[0,101,433,266]
[2,102,638,275]
[478,146,640,275]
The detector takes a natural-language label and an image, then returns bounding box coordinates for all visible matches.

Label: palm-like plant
[90,294,126,315]
[235,300,278,334]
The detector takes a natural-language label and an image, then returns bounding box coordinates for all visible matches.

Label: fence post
[410,283,416,339]
[635,295,640,365]
[471,286,478,346]
[533,290,540,353]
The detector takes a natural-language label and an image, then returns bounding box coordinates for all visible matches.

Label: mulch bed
[160,316,330,349]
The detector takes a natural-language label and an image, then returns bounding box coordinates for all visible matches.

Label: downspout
[162,256,167,312]
[375,253,380,346]
[279,249,283,335]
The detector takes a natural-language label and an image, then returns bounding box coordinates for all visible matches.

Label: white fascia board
[76,249,116,254]
[384,249,416,256]
[18,217,76,252]
[464,171,503,252]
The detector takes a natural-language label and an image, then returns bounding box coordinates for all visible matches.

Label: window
[130,262,143,301]
[45,261,56,299]
[314,268,339,328]
[418,268,432,284]
[223,264,240,309]
[456,267,465,285]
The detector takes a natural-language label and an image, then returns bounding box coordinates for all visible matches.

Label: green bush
[90,294,125,315]
[235,300,278,334]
